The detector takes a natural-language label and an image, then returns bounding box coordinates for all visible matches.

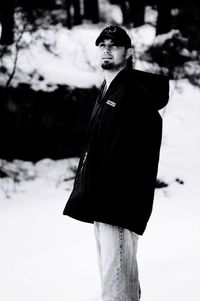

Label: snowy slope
[0,79,200,301]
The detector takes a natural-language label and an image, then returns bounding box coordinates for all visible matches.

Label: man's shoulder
[127,68,169,83]
[124,68,169,110]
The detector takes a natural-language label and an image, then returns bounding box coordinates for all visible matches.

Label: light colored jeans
[94,222,141,301]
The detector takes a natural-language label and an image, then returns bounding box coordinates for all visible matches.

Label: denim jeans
[94,222,141,301]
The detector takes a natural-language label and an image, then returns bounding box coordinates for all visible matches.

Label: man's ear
[125,48,133,60]
[125,47,136,67]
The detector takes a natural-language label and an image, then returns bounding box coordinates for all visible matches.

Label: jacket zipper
[80,151,88,173]
[78,83,107,175]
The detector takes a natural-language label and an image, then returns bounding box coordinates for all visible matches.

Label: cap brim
[95,33,118,46]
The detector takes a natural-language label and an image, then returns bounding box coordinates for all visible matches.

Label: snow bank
[0,80,200,301]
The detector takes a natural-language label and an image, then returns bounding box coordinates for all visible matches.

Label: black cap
[95,26,132,49]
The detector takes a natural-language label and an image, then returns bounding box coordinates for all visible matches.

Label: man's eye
[99,44,118,49]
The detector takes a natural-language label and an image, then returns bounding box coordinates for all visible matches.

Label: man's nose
[103,45,111,52]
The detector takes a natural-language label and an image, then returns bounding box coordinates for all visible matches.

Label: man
[63,26,169,300]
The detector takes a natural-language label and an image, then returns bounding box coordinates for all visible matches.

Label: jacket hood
[107,67,169,111]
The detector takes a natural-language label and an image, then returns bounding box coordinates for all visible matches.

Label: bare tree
[83,0,99,23]
[115,0,145,26]
[0,0,15,45]
[156,1,172,35]
[128,0,145,27]
[65,0,82,28]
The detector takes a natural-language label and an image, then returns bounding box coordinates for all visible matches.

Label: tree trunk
[119,0,129,25]
[83,0,99,23]
[65,0,82,28]
[118,0,145,26]
[156,2,172,35]
[73,0,82,25]
[129,0,145,27]
[0,0,14,45]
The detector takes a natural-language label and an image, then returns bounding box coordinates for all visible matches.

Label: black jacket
[63,67,169,235]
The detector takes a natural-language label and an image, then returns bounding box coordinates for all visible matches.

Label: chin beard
[101,61,113,70]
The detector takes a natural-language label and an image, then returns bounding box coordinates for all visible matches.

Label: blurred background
[0,0,200,161]
[1,2,200,301]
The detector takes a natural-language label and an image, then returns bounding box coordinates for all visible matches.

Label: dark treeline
[1,0,200,46]
[0,1,200,160]
[0,85,98,161]
[111,0,200,38]
[0,0,100,44]
[65,0,99,28]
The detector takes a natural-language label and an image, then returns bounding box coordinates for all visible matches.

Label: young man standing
[63,26,169,300]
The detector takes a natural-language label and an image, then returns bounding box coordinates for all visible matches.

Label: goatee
[101,61,113,70]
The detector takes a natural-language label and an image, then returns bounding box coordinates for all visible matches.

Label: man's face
[97,39,127,70]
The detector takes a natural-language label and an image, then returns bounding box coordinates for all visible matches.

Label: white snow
[1,17,200,301]
[0,20,159,90]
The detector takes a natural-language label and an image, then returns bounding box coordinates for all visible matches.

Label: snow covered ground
[0,19,159,90]
[0,16,200,300]
[0,78,200,301]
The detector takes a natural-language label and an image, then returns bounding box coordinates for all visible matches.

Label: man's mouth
[102,56,112,60]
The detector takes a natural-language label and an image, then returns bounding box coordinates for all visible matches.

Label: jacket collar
[100,67,131,102]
